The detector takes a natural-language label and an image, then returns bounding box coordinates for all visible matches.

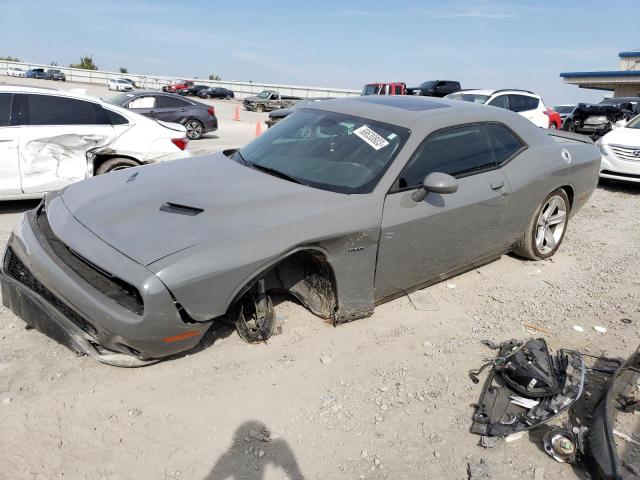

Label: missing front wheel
[234,279,275,343]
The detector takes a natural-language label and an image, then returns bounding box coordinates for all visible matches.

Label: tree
[209,73,221,81]
[119,67,128,73]
[0,55,21,62]
[70,55,98,70]
[50,61,59,66]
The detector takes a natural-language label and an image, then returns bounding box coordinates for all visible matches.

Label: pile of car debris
[469,338,640,479]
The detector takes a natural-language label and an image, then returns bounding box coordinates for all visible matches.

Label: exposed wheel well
[560,185,574,207]
[92,154,141,176]
[231,250,338,321]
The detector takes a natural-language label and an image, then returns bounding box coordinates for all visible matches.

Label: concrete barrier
[0,61,360,99]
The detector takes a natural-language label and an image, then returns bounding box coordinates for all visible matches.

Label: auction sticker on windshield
[353,125,389,150]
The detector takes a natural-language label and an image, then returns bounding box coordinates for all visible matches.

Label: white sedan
[108,78,134,92]
[597,115,640,183]
[0,85,190,200]
[6,67,26,77]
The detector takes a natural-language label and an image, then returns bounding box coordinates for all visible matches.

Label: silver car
[0,96,600,366]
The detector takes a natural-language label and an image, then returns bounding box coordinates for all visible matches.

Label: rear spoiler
[547,130,594,144]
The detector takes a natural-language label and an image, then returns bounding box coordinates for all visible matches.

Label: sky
[1,0,639,105]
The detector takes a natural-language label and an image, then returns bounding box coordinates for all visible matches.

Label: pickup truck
[243,90,303,112]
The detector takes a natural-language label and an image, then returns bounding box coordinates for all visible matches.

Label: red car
[162,80,194,93]
[544,109,562,130]
[361,82,407,96]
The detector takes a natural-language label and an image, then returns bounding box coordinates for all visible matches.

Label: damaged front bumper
[0,193,211,366]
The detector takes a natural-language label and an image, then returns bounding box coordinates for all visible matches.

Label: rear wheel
[95,158,139,175]
[548,123,557,130]
[513,189,570,260]
[185,119,204,139]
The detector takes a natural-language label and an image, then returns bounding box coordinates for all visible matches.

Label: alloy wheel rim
[535,195,567,255]
[186,121,203,138]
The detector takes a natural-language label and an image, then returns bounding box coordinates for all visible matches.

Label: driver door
[374,123,524,300]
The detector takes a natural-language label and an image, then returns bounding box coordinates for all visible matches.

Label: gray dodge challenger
[0,96,600,366]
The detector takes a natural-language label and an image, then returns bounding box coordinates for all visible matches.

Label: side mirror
[411,172,459,202]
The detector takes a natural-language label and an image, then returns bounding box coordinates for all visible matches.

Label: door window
[488,95,508,109]
[398,123,524,188]
[127,96,156,109]
[156,96,189,108]
[26,94,110,125]
[0,93,12,126]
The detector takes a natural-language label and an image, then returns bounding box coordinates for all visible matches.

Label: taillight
[171,138,189,150]
[207,107,215,116]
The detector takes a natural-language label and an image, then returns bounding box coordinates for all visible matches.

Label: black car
[46,69,66,81]
[108,91,218,140]
[407,80,461,97]
[265,97,335,127]
[178,84,209,97]
[197,87,235,99]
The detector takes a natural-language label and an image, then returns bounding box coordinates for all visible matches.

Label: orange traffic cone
[254,120,262,137]
[233,106,241,121]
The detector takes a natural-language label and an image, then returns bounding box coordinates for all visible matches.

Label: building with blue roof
[560,50,640,97]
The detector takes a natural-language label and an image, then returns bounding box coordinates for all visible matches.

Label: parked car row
[10,67,67,81]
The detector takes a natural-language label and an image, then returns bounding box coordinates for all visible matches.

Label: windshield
[362,84,382,95]
[107,93,135,105]
[419,81,437,89]
[446,93,490,104]
[626,115,640,129]
[258,91,272,99]
[237,109,409,194]
[553,105,575,113]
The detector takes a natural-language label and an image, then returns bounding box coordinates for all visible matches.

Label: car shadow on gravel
[0,200,40,215]
[598,179,640,195]
[204,420,304,480]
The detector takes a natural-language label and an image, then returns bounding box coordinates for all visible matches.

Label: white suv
[446,89,553,128]
[0,85,190,200]
[108,78,134,92]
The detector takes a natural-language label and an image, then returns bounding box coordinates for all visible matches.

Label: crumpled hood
[61,153,345,266]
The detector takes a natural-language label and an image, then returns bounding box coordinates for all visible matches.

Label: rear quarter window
[103,108,129,125]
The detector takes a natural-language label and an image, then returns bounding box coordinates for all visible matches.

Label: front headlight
[596,140,608,156]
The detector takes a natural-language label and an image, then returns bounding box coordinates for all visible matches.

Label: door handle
[490,180,505,190]
[148,110,155,115]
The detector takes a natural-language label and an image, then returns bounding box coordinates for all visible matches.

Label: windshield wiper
[250,164,304,185]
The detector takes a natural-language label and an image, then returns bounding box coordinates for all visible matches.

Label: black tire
[185,119,204,140]
[256,104,266,113]
[234,290,275,343]
[95,158,139,175]
[513,188,570,260]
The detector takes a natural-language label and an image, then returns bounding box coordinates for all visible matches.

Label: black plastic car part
[470,338,585,437]
[587,345,640,480]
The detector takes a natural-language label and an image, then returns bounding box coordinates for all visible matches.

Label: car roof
[457,89,540,98]
[308,95,515,128]
[0,84,103,102]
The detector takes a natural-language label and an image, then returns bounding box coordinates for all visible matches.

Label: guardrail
[0,61,360,99]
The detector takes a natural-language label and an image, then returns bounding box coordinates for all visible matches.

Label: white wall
[1,61,360,99]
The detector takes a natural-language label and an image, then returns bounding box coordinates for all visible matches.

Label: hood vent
[160,202,204,216]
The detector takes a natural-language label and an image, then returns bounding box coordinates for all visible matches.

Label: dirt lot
[0,77,639,479]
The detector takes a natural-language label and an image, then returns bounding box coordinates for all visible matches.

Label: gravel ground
[0,76,639,479]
